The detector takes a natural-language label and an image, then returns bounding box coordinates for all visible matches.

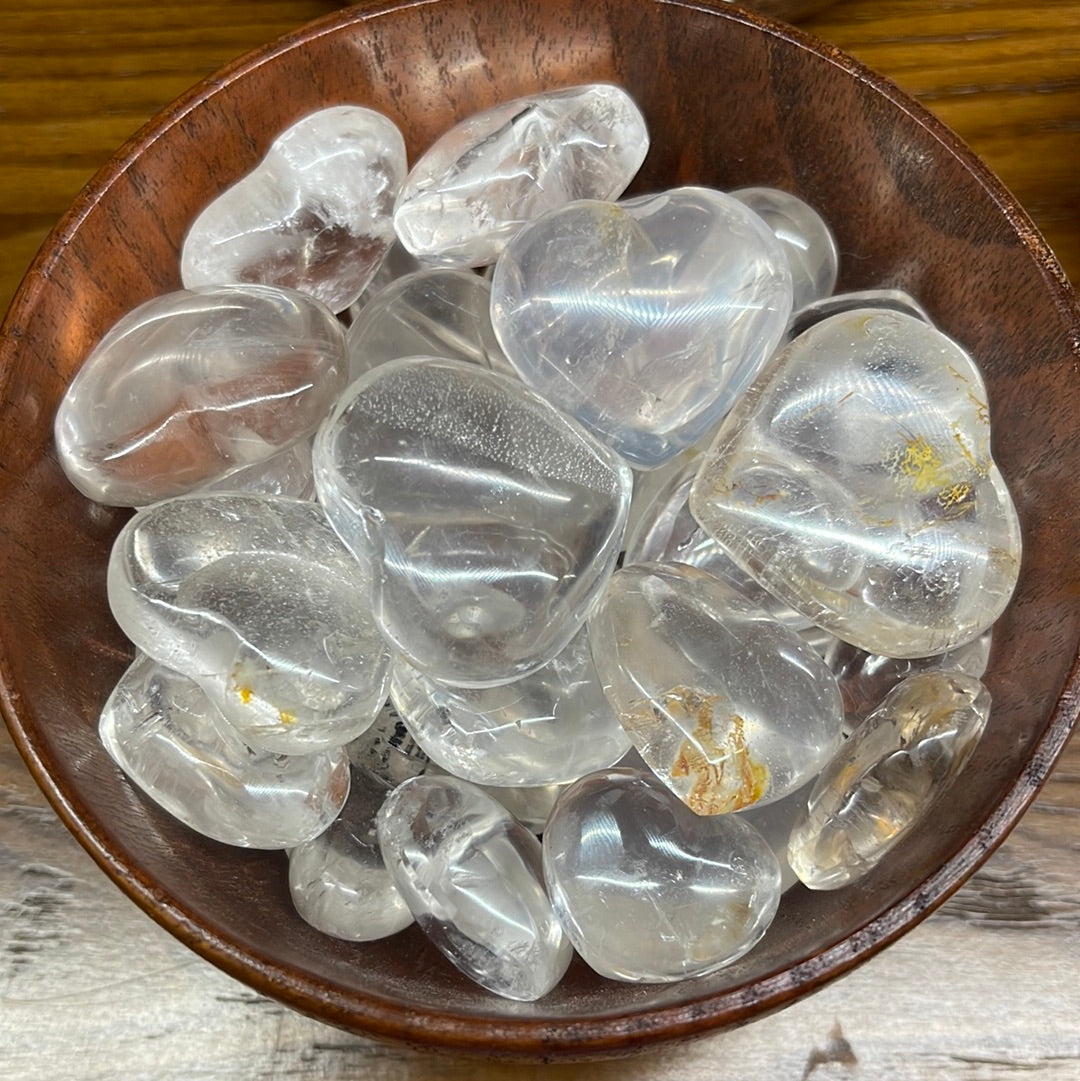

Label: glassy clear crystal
[588,562,844,813]
[346,241,424,319]
[288,765,413,941]
[393,84,649,267]
[54,285,346,507]
[786,287,930,342]
[690,309,1022,657]
[735,780,815,893]
[376,774,572,1001]
[313,357,632,687]
[491,186,793,468]
[99,653,350,849]
[346,700,432,787]
[389,627,630,787]
[181,106,407,313]
[730,186,838,310]
[345,268,513,380]
[199,438,315,500]
[825,631,992,734]
[107,493,391,754]
[543,768,782,982]
[788,670,991,890]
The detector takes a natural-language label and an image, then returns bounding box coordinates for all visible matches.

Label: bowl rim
[3,0,1080,1060]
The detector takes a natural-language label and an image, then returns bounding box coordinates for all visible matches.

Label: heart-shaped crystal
[543,768,781,982]
[181,106,406,313]
[313,357,632,686]
[690,309,1022,657]
[491,186,793,468]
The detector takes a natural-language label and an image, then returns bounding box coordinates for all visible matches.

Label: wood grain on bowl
[1,0,1078,1065]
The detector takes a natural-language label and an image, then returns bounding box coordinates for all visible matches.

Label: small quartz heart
[491,186,793,468]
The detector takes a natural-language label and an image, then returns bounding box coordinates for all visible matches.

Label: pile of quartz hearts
[53,85,1019,1001]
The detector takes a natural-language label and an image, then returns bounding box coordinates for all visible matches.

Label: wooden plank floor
[2,0,1079,1076]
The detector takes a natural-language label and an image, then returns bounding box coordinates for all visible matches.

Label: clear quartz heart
[690,309,1022,657]
[377,774,572,1001]
[393,84,648,267]
[107,493,391,754]
[313,356,632,687]
[588,562,844,814]
[99,653,350,849]
[787,670,991,889]
[181,106,407,313]
[54,284,346,507]
[543,768,782,982]
[491,186,793,468]
[389,627,630,787]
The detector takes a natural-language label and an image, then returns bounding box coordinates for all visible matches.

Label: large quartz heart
[543,768,781,982]
[181,106,407,313]
[313,357,632,687]
[690,309,1022,658]
[490,186,793,468]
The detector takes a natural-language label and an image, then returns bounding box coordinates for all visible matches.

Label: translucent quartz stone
[736,780,815,892]
[54,285,347,507]
[730,186,838,310]
[690,309,1022,658]
[345,268,513,380]
[389,627,630,786]
[786,287,930,341]
[589,562,844,813]
[288,765,413,941]
[376,774,572,1001]
[100,653,349,849]
[543,768,782,982]
[626,461,817,636]
[313,356,632,687]
[491,187,793,468]
[181,106,407,313]
[346,241,423,319]
[199,439,314,500]
[107,493,391,754]
[393,84,649,267]
[484,783,564,833]
[788,670,991,890]
[826,631,991,734]
[346,700,432,788]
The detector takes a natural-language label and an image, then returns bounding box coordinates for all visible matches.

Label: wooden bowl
[1,0,1078,1061]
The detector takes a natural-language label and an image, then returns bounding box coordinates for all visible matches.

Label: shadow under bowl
[1,0,1079,1061]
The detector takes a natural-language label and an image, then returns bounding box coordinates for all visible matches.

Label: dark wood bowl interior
[2,0,1078,1061]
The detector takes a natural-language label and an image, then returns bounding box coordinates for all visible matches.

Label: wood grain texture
[2,0,1079,1075]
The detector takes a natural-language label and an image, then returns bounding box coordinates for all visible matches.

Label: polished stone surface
[690,309,1022,657]
[313,356,632,686]
[543,768,782,982]
[99,653,350,849]
[107,493,391,754]
[199,438,315,500]
[376,774,572,1000]
[54,284,346,507]
[786,287,930,341]
[389,627,629,787]
[788,670,991,890]
[588,562,844,813]
[288,764,414,941]
[181,106,407,313]
[491,186,793,467]
[393,84,648,267]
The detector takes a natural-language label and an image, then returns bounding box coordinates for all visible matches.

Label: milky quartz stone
[543,768,782,982]
[389,627,630,787]
[730,186,839,310]
[345,268,513,380]
[181,106,407,313]
[393,84,648,268]
[491,187,794,468]
[313,356,632,687]
[107,493,391,754]
[690,309,1022,658]
[99,653,350,849]
[288,765,413,941]
[825,630,991,734]
[54,285,347,507]
[589,562,844,814]
[376,774,572,1001]
[788,670,991,890]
